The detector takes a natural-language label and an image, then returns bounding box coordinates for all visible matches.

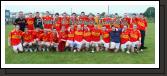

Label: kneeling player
[74,25,84,52]
[129,24,142,53]
[50,28,59,51]
[120,25,131,54]
[8,25,24,53]
[40,29,52,52]
[83,25,92,51]
[109,26,122,52]
[66,26,75,51]
[22,28,35,52]
[101,26,110,51]
[91,26,101,52]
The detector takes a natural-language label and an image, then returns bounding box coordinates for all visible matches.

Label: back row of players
[9,11,147,54]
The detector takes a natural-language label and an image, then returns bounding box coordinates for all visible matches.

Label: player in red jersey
[73,25,84,52]
[8,25,23,53]
[40,29,52,52]
[87,14,95,31]
[129,24,141,53]
[22,28,35,52]
[120,25,131,54]
[33,27,44,51]
[102,14,111,29]
[61,12,70,29]
[26,13,35,30]
[83,25,92,51]
[70,13,78,25]
[58,26,68,52]
[101,26,111,51]
[66,25,75,51]
[42,11,53,30]
[50,28,59,51]
[78,12,88,27]
[91,25,102,52]
[53,13,62,31]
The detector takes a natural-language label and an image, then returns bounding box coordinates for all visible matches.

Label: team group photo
[3,1,156,64]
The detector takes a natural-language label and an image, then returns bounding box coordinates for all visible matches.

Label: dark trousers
[140,30,145,48]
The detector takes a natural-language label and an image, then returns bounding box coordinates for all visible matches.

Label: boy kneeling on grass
[8,25,24,53]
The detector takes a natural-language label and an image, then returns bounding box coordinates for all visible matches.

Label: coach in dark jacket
[14,11,27,32]
[110,26,122,52]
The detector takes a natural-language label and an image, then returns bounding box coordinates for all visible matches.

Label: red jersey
[50,31,59,43]
[101,30,110,43]
[26,17,35,30]
[74,29,83,42]
[53,17,62,31]
[67,29,75,41]
[83,28,92,42]
[9,29,23,46]
[79,16,89,27]
[87,24,94,31]
[33,29,44,41]
[129,17,138,28]
[103,24,111,29]
[43,16,53,29]
[40,32,51,42]
[136,18,147,31]
[124,17,131,25]
[70,16,78,25]
[61,16,70,29]
[91,28,101,42]
[102,17,111,24]
[120,30,130,44]
[129,29,141,42]
[58,31,68,41]
[22,30,35,42]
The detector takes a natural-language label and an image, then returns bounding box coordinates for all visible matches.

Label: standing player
[42,11,53,30]
[8,25,23,53]
[61,12,70,29]
[78,12,88,27]
[101,26,111,51]
[102,14,111,29]
[110,25,122,52]
[53,13,62,31]
[73,25,84,52]
[34,12,43,29]
[91,25,101,52]
[87,14,95,31]
[137,13,147,49]
[94,13,102,29]
[66,25,75,51]
[83,25,92,51]
[26,13,35,30]
[120,25,131,54]
[22,28,35,52]
[14,11,27,32]
[129,24,141,53]
[70,13,78,26]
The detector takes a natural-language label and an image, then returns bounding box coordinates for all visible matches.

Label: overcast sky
[6,5,154,16]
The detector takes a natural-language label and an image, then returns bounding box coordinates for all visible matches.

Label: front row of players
[9,24,142,54]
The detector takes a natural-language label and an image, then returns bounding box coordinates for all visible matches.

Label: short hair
[29,13,32,14]
[36,12,39,13]
[81,12,85,14]
[46,11,49,14]
[72,13,76,15]
[55,13,59,16]
[19,11,23,13]
[140,13,143,15]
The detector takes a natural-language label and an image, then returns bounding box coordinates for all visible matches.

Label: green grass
[5,23,155,64]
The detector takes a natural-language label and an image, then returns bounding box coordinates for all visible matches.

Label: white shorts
[110,42,120,49]
[101,40,110,48]
[12,43,23,53]
[131,41,140,47]
[67,40,75,48]
[41,41,51,46]
[92,41,101,47]
[51,42,58,47]
[121,41,131,49]
[74,40,83,49]
[82,40,91,48]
